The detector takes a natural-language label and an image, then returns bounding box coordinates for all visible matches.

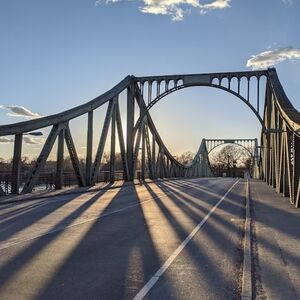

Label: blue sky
[0,0,299,159]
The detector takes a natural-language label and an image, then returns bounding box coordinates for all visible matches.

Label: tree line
[0,144,252,177]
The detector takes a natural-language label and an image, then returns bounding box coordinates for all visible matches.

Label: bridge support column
[110,100,116,183]
[55,129,64,190]
[141,126,145,181]
[11,133,23,194]
[126,82,135,181]
[86,111,93,186]
[152,134,156,179]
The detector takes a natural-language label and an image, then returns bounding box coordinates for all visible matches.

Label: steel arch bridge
[0,68,299,207]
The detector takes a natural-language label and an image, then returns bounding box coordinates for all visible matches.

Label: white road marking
[241,179,252,300]
[133,179,240,300]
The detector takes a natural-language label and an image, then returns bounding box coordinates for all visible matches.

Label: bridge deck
[0,178,298,299]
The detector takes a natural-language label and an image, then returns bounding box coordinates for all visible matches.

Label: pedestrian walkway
[250,179,300,299]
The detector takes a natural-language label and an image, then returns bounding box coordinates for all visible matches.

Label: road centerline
[133,179,240,300]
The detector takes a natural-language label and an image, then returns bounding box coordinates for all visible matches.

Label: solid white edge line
[241,179,252,299]
[133,179,241,300]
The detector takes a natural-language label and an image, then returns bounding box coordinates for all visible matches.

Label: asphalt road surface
[0,177,246,300]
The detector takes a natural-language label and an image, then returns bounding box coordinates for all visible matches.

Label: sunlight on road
[0,188,120,300]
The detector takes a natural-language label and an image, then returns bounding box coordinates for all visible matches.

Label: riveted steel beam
[91,99,115,185]
[55,129,64,190]
[86,110,93,186]
[126,82,135,180]
[110,100,116,183]
[115,100,130,181]
[11,133,23,194]
[22,124,64,194]
[65,124,86,187]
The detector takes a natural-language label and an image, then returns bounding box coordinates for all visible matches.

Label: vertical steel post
[86,110,93,186]
[11,133,23,194]
[294,135,300,207]
[115,100,130,181]
[141,127,145,180]
[265,84,272,184]
[126,81,135,180]
[247,78,250,101]
[257,76,260,114]
[110,101,116,183]
[109,99,116,183]
[148,81,152,105]
[55,129,64,190]
[152,134,156,177]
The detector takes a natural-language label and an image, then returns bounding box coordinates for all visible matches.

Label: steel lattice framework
[0,68,299,207]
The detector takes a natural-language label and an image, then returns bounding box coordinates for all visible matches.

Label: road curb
[242,179,252,300]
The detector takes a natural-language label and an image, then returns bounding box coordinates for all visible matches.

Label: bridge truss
[0,68,299,206]
[205,138,259,176]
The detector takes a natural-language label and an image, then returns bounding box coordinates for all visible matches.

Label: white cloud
[23,136,43,145]
[0,136,43,144]
[246,47,300,70]
[0,137,14,144]
[282,0,293,5]
[199,0,231,14]
[0,105,43,119]
[96,0,231,21]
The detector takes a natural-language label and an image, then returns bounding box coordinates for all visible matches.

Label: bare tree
[176,151,195,165]
[210,144,251,177]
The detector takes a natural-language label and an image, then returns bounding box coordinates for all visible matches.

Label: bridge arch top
[205,138,257,156]
[134,70,267,85]
[135,72,267,126]
[1,68,291,138]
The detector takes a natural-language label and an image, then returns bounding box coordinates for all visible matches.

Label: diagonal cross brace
[144,123,154,179]
[65,124,86,187]
[22,124,65,194]
[116,100,130,181]
[91,99,115,185]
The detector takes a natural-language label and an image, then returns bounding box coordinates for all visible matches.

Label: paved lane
[0,178,246,300]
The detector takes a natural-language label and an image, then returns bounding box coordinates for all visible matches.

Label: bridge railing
[0,170,126,194]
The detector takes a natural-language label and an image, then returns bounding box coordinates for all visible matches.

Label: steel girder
[260,70,300,207]
[0,68,298,209]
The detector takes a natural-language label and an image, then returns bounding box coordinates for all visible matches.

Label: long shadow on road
[142,180,245,299]
[0,179,246,300]
[0,185,168,300]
